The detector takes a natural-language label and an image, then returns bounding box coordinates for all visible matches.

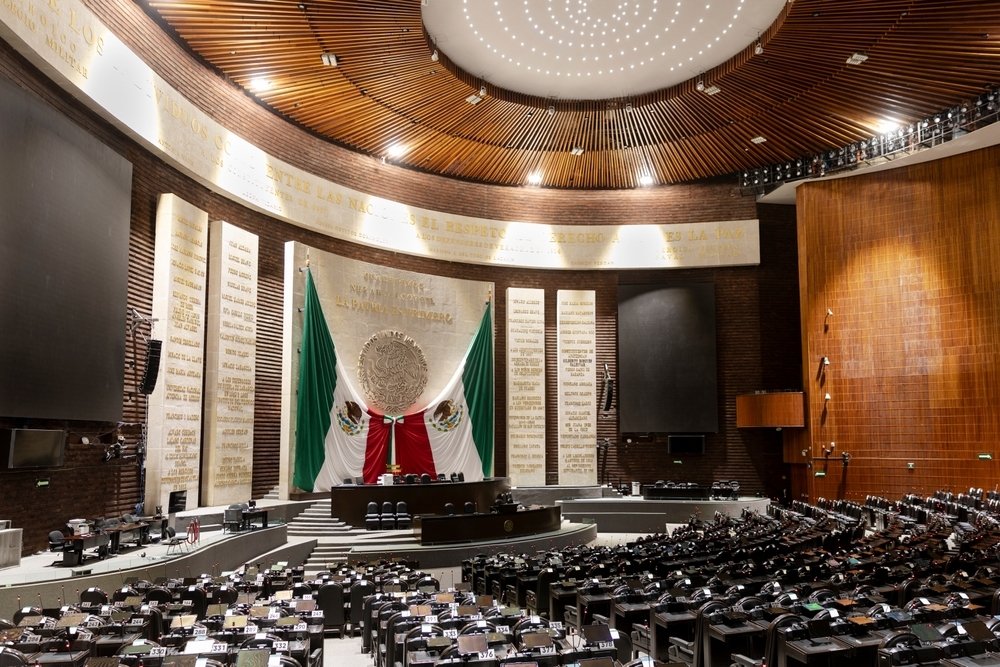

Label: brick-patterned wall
[0,7,801,555]
[799,145,1000,502]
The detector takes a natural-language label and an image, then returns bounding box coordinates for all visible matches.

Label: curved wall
[0,0,802,555]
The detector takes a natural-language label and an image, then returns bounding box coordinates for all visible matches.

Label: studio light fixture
[824,393,832,401]
[639,174,654,187]
[547,105,556,116]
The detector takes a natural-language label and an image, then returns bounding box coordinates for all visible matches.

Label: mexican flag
[293,269,494,490]
[293,270,390,492]
[394,306,494,482]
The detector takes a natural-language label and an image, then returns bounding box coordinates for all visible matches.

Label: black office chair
[0,647,30,667]
[380,501,396,529]
[48,531,65,552]
[316,582,346,636]
[395,501,411,529]
[421,473,432,484]
[80,587,108,606]
[444,503,456,515]
[365,502,381,530]
[464,501,476,514]
[457,472,465,482]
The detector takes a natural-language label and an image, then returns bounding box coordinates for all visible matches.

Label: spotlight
[754,41,764,56]
[824,393,832,401]
[479,84,487,97]
[430,49,439,62]
[822,356,830,366]
[547,105,555,116]
[695,80,705,92]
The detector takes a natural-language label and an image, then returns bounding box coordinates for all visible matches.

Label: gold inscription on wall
[150,196,209,502]
[557,290,597,486]
[203,222,258,503]
[506,288,546,487]
[333,272,454,324]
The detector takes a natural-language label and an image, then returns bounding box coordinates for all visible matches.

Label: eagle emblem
[335,400,365,436]
[430,399,463,433]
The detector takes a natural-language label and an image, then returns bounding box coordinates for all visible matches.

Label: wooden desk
[105,522,149,554]
[412,505,561,545]
[330,477,510,527]
[61,532,110,566]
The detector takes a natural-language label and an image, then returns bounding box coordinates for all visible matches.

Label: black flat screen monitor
[1,428,65,468]
[581,624,613,644]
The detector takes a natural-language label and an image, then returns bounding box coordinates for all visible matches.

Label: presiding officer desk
[330,477,510,527]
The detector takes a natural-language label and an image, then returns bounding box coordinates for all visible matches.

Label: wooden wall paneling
[798,145,1000,502]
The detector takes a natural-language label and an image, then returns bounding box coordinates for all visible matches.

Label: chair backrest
[444,503,456,515]
[421,473,432,484]
[396,501,408,515]
[317,582,346,627]
[366,501,379,515]
[381,501,394,514]
[457,472,465,482]
[464,501,476,514]
[48,531,64,546]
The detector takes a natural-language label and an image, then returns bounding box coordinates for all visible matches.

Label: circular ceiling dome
[423,0,787,100]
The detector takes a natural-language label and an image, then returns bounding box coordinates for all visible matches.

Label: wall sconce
[824,393,832,401]
[823,441,836,456]
[822,356,830,366]
[826,309,833,318]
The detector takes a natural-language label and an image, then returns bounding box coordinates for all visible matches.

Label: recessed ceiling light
[320,52,338,67]
[750,135,767,144]
[250,77,271,92]
[639,174,654,186]
[527,171,542,185]
[570,146,585,156]
[846,52,869,65]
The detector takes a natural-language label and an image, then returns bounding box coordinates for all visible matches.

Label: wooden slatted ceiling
[144,0,1000,189]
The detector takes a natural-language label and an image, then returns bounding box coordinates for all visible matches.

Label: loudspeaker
[139,339,162,395]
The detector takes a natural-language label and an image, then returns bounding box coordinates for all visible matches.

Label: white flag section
[312,360,378,491]
[295,268,493,491]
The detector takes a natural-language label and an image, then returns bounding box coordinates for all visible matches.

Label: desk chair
[365,502,381,531]
[380,502,396,530]
[395,502,412,530]
[317,582,346,637]
[80,588,108,606]
[163,527,189,555]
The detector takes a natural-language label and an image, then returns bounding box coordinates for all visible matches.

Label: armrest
[731,653,762,667]
[668,635,694,650]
